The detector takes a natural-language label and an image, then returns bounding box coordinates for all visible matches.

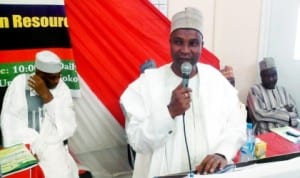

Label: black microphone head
[181,62,192,77]
[181,62,192,87]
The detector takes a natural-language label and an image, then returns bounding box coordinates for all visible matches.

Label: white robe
[1,73,78,178]
[120,63,247,178]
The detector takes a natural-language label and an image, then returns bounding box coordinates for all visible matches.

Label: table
[156,131,300,178]
[233,131,300,163]
[1,145,91,178]
[0,144,92,178]
[3,164,91,178]
[4,165,44,178]
[258,132,300,157]
[0,144,45,178]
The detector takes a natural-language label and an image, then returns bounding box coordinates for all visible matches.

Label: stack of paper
[270,126,300,143]
[0,144,38,176]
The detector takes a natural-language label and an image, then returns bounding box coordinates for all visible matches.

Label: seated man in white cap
[120,7,246,178]
[0,50,79,178]
[247,57,300,135]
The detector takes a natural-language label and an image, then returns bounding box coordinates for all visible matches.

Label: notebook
[0,144,38,176]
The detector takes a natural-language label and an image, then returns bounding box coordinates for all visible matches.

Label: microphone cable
[181,62,193,176]
[182,113,192,173]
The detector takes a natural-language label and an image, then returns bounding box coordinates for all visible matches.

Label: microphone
[181,62,192,87]
[180,62,193,174]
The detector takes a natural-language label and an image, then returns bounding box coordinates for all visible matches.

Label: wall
[167,0,262,103]
[213,0,262,103]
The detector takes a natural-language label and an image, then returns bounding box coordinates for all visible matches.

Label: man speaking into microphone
[120,7,246,178]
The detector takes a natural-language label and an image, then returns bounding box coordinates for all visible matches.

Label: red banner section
[0,48,74,62]
[65,0,220,126]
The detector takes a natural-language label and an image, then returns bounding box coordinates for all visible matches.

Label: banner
[0,1,80,97]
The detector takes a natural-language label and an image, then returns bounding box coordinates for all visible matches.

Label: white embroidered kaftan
[1,73,78,178]
[120,63,246,178]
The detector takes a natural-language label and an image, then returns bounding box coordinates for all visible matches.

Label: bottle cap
[247,123,253,129]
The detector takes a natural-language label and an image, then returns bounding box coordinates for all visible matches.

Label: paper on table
[181,164,236,178]
[189,156,300,178]
[270,126,300,143]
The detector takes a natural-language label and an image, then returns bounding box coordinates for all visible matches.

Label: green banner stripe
[0,61,79,90]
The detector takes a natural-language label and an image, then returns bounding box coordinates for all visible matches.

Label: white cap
[35,50,62,73]
[171,7,203,33]
[259,57,276,72]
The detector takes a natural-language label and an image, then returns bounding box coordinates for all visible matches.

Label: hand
[220,65,235,86]
[284,104,294,112]
[220,66,234,79]
[195,154,227,175]
[167,84,192,118]
[28,75,53,103]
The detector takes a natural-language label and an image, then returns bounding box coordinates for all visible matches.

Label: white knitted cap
[171,7,203,33]
[259,57,276,71]
[35,50,62,73]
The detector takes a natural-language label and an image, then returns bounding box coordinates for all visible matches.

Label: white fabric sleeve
[39,80,77,145]
[0,74,39,147]
[121,75,176,153]
[210,75,247,161]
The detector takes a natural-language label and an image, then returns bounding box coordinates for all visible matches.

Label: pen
[286,131,300,137]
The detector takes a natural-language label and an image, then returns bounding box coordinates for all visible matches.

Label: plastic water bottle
[240,122,255,162]
[187,172,194,178]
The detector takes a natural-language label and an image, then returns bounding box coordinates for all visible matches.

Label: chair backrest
[0,86,8,146]
[140,59,156,73]
[0,87,7,112]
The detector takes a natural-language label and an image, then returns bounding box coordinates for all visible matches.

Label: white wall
[214,0,261,103]
[167,0,262,103]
